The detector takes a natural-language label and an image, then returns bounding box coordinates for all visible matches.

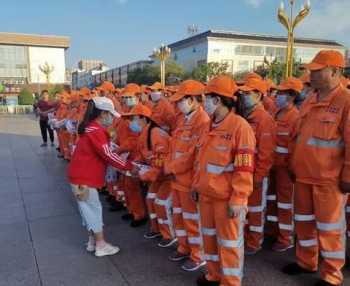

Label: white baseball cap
[92,97,120,118]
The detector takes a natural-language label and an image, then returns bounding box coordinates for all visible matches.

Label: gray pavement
[0,114,349,286]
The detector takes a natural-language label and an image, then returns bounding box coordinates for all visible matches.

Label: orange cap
[205,75,238,98]
[169,80,205,102]
[140,85,151,94]
[299,73,310,84]
[123,103,152,118]
[304,50,345,71]
[265,78,277,90]
[244,72,262,81]
[122,83,141,97]
[277,77,304,93]
[79,87,92,100]
[149,82,162,91]
[98,81,115,92]
[239,76,267,94]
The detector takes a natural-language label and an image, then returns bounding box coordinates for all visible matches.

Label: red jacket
[68,121,133,188]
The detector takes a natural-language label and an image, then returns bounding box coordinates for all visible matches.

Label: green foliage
[253,59,303,84]
[18,88,34,105]
[191,62,229,82]
[48,85,64,99]
[127,60,185,85]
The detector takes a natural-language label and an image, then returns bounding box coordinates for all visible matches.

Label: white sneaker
[95,243,120,257]
[86,237,95,252]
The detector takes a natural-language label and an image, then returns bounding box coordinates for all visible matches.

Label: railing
[0,105,34,114]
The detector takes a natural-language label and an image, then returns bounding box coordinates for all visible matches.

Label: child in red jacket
[68,97,135,257]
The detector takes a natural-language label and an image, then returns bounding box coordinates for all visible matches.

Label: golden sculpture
[153,44,171,88]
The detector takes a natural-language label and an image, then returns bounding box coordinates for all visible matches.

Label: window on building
[212,48,221,54]
[235,45,264,56]
[0,45,28,79]
[237,60,250,72]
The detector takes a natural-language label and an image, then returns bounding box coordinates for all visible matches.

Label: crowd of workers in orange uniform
[49,50,350,286]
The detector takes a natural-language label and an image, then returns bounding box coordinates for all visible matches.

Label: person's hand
[339,181,350,194]
[227,204,247,219]
[75,185,89,201]
[131,165,140,177]
[191,190,199,202]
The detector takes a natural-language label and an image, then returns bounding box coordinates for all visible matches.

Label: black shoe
[130,218,148,227]
[346,256,350,268]
[106,195,115,203]
[56,147,60,152]
[109,202,124,212]
[282,263,316,276]
[51,142,55,147]
[121,214,134,221]
[40,143,47,147]
[196,274,220,286]
[57,154,64,159]
[314,280,337,286]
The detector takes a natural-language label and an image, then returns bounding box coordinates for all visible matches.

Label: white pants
[71,185,104,233]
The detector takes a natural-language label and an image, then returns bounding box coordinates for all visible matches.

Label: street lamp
[153,44,171,88]
[278,0,311,78]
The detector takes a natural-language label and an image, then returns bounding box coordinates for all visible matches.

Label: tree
[127,60,185,85]
[48,85,64,99]
[191,62,229,82]
[18,88,34,105]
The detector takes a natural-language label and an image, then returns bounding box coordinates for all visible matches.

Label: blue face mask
[276,94,289,109]
[204,97,218,115]
[129,120,142,133]
[101,113,114,127]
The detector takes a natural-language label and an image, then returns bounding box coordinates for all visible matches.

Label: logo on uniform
[221,134,232,141]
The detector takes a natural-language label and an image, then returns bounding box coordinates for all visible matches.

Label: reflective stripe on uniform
[202,227,216,236]
[277,132,289,136]
[188,236,202,245]
[275,146,289,154]
[299,239,317,247]
[267,215,278,222]
[203,254,219,262]
[157,219,170,225]
[149,213,157,219]
[307,137,344,149]
[155,198,171,207]
[175,229,187,237]
[249,225,264,233]
[218,237,243,248]
[146,192,157,199]
[180,136,191,142]
[175,151,183,159]
[346,206,350,213]
[207,163,234,174]
[321,250,345,259]
[295,214,315,221]
[248,205,264,213]
[267,195,276,201]
[222,267,242,278]
[317,221,343,231]
[278,202,293,210]
[183,212,199,220]
[173,207,182,214]
[279,223,293,231]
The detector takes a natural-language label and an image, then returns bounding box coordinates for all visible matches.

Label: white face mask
[150,92,162,102]
[204,96,218,115]
[125,97,137,107]
[177,98,192,115]
[101,113,114,127]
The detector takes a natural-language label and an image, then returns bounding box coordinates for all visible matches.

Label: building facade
[168,30,346,74]
[78,59,105,71]
[72,60,152,90]
[0,32,70,104]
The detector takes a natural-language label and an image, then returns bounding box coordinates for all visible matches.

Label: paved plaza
[0,115,349,286]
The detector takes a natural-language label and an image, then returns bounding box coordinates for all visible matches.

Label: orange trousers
[200,196,245,286]
[271,167,294,247]
[265,170,278,237]
[294,182,347,285]
[58,130,70,160]
[172,188,202,263]
[123,176,146,220]
[245,177,268,250]
[347,196,350,239]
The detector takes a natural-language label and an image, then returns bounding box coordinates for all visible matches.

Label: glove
[227,204,247,219]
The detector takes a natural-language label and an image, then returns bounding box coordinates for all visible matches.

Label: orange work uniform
[165,106,210,263]
[151,97,176,132]
[195,112,256,286]
[245,104,276,251]
[291,85,350,285]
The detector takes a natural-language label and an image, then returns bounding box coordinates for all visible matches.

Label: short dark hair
[207,92,235,110]
[41,90,49,96]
